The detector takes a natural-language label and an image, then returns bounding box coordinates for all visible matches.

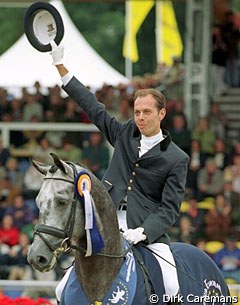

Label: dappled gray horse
[28,153,232,305]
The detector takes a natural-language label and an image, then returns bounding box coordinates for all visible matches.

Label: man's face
[134,94,166,137]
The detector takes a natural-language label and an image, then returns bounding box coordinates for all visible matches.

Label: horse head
[27,153,122,273]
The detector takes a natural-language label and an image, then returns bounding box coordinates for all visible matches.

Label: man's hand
[123,227,146,244]
[50,41,64,65]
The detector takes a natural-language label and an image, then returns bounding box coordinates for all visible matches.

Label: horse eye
[56,200,68,207]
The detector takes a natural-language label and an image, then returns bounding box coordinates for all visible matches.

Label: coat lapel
[130,125,141,159]
[139,143,161,160]
[139,130,171,160]
[130,136,141,159]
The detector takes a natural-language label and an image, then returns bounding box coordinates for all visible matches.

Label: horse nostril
[36,255,47,265]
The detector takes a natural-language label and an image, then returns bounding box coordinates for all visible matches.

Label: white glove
[123,227,147,244]
[50,41,64,65]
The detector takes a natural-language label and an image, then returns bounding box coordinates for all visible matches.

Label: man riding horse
[49,41,190,303]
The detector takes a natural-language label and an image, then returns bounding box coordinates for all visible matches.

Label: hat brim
[24,2,64,52]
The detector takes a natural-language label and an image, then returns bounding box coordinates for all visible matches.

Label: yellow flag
[123,0,154,63]
[156,1,183,66]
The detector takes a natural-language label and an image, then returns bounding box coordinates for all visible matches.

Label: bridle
[34,162,130,259]
[34,162,79,257]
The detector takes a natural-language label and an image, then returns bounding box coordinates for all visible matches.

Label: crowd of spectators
[211,9,240,100]
[0,30,240,284]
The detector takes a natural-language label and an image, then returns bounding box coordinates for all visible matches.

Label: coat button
[128,186,132,191]
[135,163,139,167]
[132,171,136,176]
[129,179,133,183]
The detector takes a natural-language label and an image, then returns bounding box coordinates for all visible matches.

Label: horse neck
[74,194,124,303]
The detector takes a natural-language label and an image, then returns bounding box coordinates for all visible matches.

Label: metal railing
[0,122,98,148]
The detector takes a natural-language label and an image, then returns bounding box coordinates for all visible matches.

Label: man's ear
[159,108,166,120]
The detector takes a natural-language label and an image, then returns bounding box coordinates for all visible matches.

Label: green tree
[0,8,25,54]
[65,3,126,74]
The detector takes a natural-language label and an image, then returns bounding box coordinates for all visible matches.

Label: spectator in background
[0,215,19,247]
[222,180,240,230]
[45,130,66,150]
[211,24,228,99]
[100,85,120,116]
[0,88,11,120]
[169,113,191,155]
[79,105,91,123]
[23,163,44,201]
[205,193,232,241]
[221,10,240,88]
[0,194,8,224]
[7,232,33,280]
[21,217,38,243]
[184,195,206,238]
[223,153,240,194]
[0,240,10,278]
[82,132,110,180]
[57,137,81,162]
[115,97,133,122]
[33,137,54,164]
[161,56,184,101]
[192,117,216,157]
[213,234,240,283]
[5,157,24,190]
[232,141,240,156]
[196,238,212,258]
[62,98,85,146]
[211,138,231,170]
[63,98,81,122]
[176,216,196,244]
[9,98,23,121]
[33,81,49,113]
[22,92,43,122]
[4,194,34,230]
[22,115,44,154]
[163,99,186,131]
[0,137,10,175]
[45,85,65,122]
[208,102,228,140]
[197,157,224,200]
[0,176,20,207]
[186,139,206,199]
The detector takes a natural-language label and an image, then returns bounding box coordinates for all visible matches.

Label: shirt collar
[133,124,171,151]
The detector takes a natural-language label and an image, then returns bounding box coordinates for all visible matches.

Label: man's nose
[139,112,144,119]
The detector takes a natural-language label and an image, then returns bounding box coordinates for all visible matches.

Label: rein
[34,164,129,259]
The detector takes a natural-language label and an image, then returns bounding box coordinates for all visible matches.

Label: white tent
[0,0,128,94]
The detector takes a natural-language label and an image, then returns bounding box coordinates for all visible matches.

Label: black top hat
[24,2,64,52]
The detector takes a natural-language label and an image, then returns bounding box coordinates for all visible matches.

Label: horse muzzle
[28,224,71,272]
[27,241,57,272]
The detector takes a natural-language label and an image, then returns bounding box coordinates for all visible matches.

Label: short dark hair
[134,88,166,111]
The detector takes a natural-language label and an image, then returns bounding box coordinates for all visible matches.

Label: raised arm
[50,42,125,146]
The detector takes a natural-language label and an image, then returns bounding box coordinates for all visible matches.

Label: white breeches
[147,243,179,297]
[117,208,179,296]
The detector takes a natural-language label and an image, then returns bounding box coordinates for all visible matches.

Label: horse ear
[50,152,73,175]
[31,158,50,175]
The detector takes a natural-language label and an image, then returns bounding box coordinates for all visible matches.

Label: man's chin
[138,126,146,133]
